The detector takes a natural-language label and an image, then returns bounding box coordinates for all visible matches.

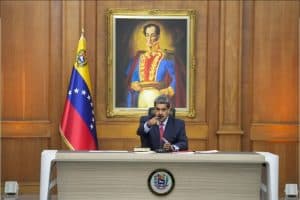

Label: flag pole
[81,0,85,36]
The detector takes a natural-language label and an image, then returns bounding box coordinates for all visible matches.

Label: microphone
[161,137,170,144]
[155,137,173,153]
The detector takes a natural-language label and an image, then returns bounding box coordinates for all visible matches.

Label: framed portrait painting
[106,9,196,118]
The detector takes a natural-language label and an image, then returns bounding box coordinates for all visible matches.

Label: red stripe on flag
[60,100,97,150]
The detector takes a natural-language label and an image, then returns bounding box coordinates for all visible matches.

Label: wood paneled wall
[0,0,299,197]
[243,1,299,194]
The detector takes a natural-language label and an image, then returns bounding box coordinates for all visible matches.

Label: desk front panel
[57,160,261,200]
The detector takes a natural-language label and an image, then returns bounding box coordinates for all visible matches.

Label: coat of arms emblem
[148,169,175,196]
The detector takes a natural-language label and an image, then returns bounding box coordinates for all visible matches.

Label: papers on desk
[88,150,129,153]
[133,147,151,152]
[133,147,155,154]
[194,150,219,154]
[133,151,156,154]
[172,151,194,155]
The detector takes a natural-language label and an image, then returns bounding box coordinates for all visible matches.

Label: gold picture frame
[106,9,196,118]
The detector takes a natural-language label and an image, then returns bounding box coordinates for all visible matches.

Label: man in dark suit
[137,95,188,151]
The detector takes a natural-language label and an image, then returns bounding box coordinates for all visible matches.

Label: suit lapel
[164,117,174,139]
[153,125,161,143]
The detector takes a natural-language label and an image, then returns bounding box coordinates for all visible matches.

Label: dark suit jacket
[137,115,188,151]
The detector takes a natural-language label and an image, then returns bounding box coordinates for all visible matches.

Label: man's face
[155,103,170,122]
[145,26,159,48]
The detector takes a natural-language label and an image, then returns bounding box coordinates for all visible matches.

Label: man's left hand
[163,143,174,152]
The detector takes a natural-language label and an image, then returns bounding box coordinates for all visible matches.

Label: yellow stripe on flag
[74,34,93,93]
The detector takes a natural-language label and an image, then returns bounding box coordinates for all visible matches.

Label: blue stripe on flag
[66,68,97,143]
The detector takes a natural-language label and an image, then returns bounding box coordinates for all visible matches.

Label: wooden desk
[54,151,264,200]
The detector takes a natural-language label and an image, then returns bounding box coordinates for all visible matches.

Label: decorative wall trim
[97,123,208,139]
[1,121,51,138]
[250,123,298,141]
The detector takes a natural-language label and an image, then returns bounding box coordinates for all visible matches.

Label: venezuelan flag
[60,34,98,150]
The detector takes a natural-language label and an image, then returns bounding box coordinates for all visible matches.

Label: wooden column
[298,17,300,188]
[0,19,1,192]
[217,1,243,151]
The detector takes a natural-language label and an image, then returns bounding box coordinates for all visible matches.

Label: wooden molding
[97,122,208,139]
[1,121,51,138]
[250,123,298,141]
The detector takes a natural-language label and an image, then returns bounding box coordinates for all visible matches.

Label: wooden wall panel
[0,13,2,194]
[0,0,299,197]
[2,1,50,120]
[252,1,298,122]
[2,138,48,182]
[0,0,63,192]
[298,14,300,187]
[247,1,299,197]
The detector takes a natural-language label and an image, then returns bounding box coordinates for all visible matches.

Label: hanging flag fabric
[60,34,98,150]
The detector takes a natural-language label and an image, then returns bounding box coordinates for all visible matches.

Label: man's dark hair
[143,23,160,36]
[154,95,170,108]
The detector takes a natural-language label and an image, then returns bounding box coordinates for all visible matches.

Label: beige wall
[0,0,299,196]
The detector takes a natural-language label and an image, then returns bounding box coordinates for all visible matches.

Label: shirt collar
[160,117,169,126]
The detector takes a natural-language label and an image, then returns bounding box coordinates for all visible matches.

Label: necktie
[159,122,164,140]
